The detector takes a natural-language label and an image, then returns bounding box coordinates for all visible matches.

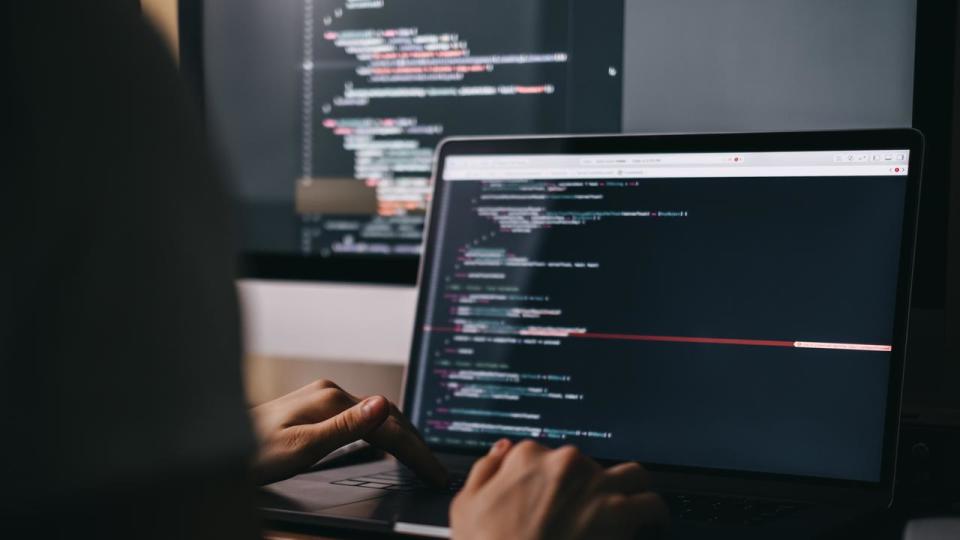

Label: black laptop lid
[404,129,922,492]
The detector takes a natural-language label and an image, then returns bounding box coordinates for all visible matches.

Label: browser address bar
[443,165,907,180]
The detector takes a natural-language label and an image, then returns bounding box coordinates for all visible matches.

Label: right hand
[450,439,669,540]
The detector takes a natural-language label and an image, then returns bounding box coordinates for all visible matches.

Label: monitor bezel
[404,128,923,495]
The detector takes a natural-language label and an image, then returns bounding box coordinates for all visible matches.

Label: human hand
[450,439,668,540]
[250,379,447,486]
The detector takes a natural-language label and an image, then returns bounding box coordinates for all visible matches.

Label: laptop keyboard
[662,492,808,525]
[332,469,467,493]
[332,471,806,525]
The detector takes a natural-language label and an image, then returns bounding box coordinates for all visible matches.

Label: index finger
[462,439,512,492]
[365,415,448,487]
[596,461,651,494]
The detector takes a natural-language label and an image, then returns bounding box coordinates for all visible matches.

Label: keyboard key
[351,477,398,484]
[358,482,393,489]
[365,475,407,482]
[386,484,418,491]
[331,471,468,493]
[331,480,365,486]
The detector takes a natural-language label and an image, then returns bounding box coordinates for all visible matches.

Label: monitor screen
[410,147,912,482]
[200,0,917,282]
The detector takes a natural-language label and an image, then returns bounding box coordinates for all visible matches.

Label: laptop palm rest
[260,461,395,513]
[319,490,453,527]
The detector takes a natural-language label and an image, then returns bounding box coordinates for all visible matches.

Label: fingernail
[362,396,383,420]
[489,438,509,455]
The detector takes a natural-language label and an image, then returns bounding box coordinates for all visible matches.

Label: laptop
[260,129,923,539]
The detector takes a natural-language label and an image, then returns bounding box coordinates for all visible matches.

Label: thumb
[302,395,391,459]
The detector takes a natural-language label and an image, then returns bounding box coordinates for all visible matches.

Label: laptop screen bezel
[403,128,923,494]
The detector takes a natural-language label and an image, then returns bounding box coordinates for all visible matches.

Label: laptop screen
[410,145,912,483]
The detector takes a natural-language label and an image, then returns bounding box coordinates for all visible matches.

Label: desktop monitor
[178,0,957,383]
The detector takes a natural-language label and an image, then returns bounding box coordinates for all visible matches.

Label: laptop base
[260,454,882,539]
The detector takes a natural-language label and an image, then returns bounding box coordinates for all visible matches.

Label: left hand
[250,379,447,486]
